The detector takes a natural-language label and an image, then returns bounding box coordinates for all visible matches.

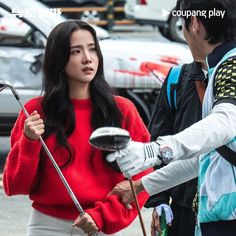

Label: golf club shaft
[115,147,147,236]
[17,99,98,236]
[129,179,147,236]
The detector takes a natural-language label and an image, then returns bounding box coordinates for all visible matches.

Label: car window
[0,14,40,47]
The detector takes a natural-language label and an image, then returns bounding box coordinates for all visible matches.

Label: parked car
[124,0,185,43]
[0,0,192,136]
[0,15,30,36]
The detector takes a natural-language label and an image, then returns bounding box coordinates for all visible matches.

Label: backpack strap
[166,65,183,111]
[195,80,206,104]
[216,146,236,166]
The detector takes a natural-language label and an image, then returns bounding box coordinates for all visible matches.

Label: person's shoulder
[181,61,200,73]
[221,55,236,67]
[216,56,236,78]
[25,96,43,106]
[24,96,43,112]
[114,96,135,110]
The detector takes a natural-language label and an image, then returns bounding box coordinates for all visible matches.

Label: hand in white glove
[106,141,163,178]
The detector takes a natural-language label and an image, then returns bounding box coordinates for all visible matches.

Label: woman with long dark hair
[3,20,152,236]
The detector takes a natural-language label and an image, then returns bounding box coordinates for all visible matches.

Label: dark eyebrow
[70,43,95,49]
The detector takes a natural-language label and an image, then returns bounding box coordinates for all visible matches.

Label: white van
[124,0,185,43]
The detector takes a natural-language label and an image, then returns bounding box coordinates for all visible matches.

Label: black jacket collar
[187,61,206,81]
[207,41,236,68]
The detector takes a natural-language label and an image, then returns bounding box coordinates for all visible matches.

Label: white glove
[106,141,163,178]
[155,204,174,225]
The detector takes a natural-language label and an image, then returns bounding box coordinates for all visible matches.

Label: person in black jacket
[146,61,207,236]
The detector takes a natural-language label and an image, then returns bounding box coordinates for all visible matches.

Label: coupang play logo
[162,8,226,19]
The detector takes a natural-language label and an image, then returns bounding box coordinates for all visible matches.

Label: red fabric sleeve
[86,97,152,234]
[3,99,42,195]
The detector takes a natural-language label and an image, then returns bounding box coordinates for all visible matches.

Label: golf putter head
[90,127,131,151]
[0,81,19,99]
[0,81,8,92]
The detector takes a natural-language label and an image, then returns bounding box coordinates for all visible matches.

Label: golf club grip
[17,99,99,236]
[129,180,147,236]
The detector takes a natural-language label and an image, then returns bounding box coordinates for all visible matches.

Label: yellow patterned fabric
[214,57,236,100]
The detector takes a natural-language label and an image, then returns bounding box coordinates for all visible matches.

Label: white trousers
[27,209,122,236]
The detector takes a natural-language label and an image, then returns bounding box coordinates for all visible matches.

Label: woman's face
[65,29,99,87]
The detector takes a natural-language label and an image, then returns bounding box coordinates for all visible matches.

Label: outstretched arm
[107,103,236,177]
[109,157,198,205]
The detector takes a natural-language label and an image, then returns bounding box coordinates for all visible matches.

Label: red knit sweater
[3,96,152,234]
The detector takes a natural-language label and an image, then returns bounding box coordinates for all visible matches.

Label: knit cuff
[18,131,41,157]
[85,208,103,233]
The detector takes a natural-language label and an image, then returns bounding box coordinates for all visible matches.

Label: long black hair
[41,20,123,167]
